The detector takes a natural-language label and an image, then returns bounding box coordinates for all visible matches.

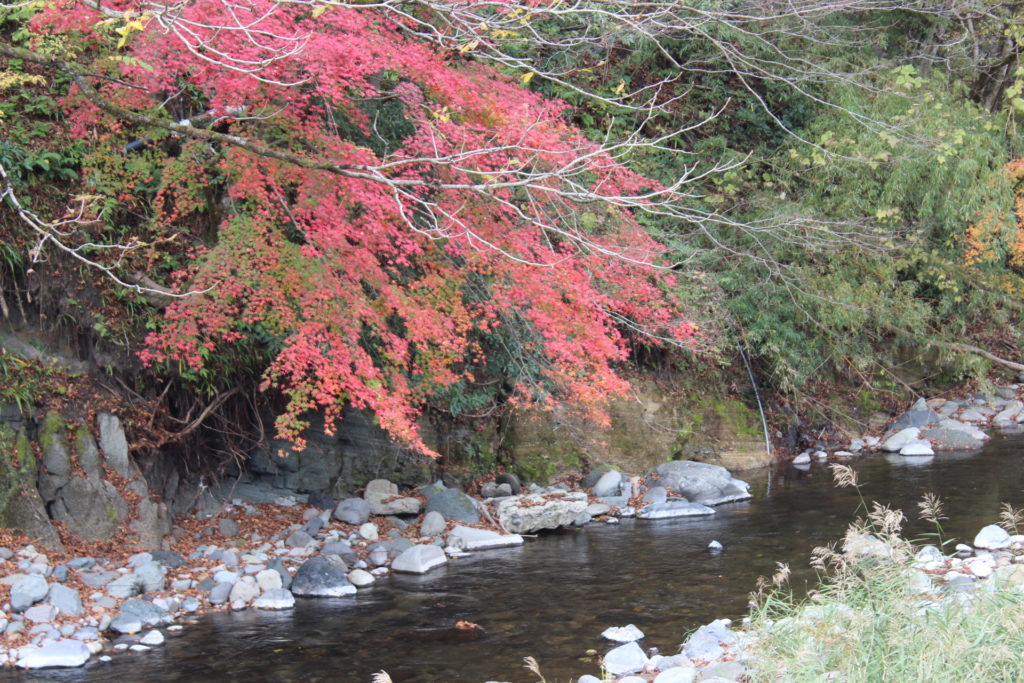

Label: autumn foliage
[23,0,694,454]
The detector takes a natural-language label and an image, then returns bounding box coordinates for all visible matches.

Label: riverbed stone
[47,584,82,616]
[120,599,172,626]
[347,569,375,587]
[10,574,48,612]
[586,503,612,516]
[229,576,260,604]
[447,525,524,551]
[420,511,446,537]
[286,530,315,549]
[108,614,143,634]
[208,582,233,605]
[425,488,479,524]
[642,486,668,505]
[959,408,987,422]
[637,501,715,519]
[891,400,941,430]
[899,441,935,456]
[495,473,521,495]
[16,639,90,669]
[255,569,283,592]
[497,492,588,534]
[291,556,356,596]
[367,538,414,559]
[149,550,186,569]
[364,479,421,516]
[592,470,623,497]
[654,667,697,683]
[975,524,1012,550]
[139,629,165,646]
[603,641,649,676]
[135,561,167,593]
[480,482,513,498]
[683,619,735,661]
[644,461,751,506]
[602,624,645,643]
[995,401,1023,424]
[881,428,920,452]
[392,544,447,574]
[218,518,240,537]
[582,464,616,489]
[333,498,371,525]
[23,604,57,623]
[253,588,296,610]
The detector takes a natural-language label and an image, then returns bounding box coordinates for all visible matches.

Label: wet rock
[139,630,165,646]
[419,511,446,537]
[333,498,371,525]
[10,574,48,612]
[446,525,524,551]
[16,640,90,669]
[792,452,811,465]
[497,492,588,534]
[975,524,1012,550]
[644,461,751,506]
[637,501,715,519]
[391,545,447,574]
[425,488,479,524]
[291,556,356,596]
[708,540,724,552]
[602,624,645,643]
[252,588,295,610]
[603,641,649,676]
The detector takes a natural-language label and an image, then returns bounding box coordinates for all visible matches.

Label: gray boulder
[16,640,90,669]
[134,561,167,593]
[644,461,751,506]
[480,482,513,498]
[922,425,985,451]
[47,584,83,616]
[208,582,233,605]
[367,538,414,559]
[364,479,421,516]
[497,492,588,534]
[975,524,1012,550]
[120,599,172,626]
[291,557,356,596]
[495,473,521,495]
[109,614,143,634]
[683,618,736,661]
[10,574,48,612]
[592,470,623,497]
[391,545,447,574]
[333,498,371,525]
[582,464,616,489]
[425,488,479,524]
[642,486,668,505]
[420,510,447,537]
[891,399,941,430]
[881,428,921,452]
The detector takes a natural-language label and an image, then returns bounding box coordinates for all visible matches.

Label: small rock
[208,582,233,605]
[654,667,697,683]
[255,569,283,592]
[139,629,164,646]
[23,604,58,623]
[881,428,921,452]
[229,576,260,604]
[291,557,356,597]
[592,470,623,497]
[708,540,724,552]
[347,569,375,587]
[358,523,379,541]
[252,588,295,610]
[419,511,446,537]
[495,473,521,495]
[975,524,1012,550]
[603,641,649,676]
[108,615,143,634]
[900,441,935,456]
[792,452,811,465]
[286,530,315,549]
[601,624,645,643]
[446,525,524,551]
[10,575,49,612]
[218,518,240,537]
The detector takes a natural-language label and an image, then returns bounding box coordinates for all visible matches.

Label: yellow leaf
[311,5,329,18]
[459,39,479,54]
[520,71,534,84]
[613,80,625,95]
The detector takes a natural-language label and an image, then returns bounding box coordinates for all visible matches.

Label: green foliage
[0,350,67,414]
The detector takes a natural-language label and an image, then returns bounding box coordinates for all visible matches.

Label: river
[16,433,1024,682]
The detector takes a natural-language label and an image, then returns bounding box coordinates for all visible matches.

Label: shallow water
[17,434,1024,682]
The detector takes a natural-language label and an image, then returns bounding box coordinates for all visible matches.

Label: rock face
[497,492,588,534]
[49,477,129,541]
[644,461,751,506]
[290,557,356,597]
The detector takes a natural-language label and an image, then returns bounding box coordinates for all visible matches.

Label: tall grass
[746,469,1024,682]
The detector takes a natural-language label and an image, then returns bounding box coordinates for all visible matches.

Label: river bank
[2,382,1024,677]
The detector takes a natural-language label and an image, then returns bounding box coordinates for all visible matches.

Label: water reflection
[16,435,1024,683]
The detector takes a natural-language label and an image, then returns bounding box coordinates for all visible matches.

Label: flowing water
[16,434,1024,682]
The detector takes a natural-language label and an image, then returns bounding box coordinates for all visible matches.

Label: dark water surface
[17,434,1024,682]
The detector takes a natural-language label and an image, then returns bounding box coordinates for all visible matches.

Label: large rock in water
[644,461,751,506]
[391,544,447,574]
[497,492,588,534]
